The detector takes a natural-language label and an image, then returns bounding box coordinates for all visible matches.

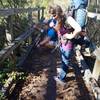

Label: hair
[48,5,66,32]
[54,5,63,16]
[54,14,66,32]
[48,6,56,15]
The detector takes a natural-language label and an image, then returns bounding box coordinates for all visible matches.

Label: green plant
[0,91,5,100]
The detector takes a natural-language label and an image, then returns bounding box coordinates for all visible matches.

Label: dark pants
[72,36,90,48]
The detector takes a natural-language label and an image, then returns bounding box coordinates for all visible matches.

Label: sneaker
[57,68,62,75]
[54,76,66,85]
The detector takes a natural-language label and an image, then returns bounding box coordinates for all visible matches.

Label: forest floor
[8,47,95,100]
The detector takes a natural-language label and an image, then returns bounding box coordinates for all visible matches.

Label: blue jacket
[71,0,88,9]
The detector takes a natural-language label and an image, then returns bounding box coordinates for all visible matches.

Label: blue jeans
[74,8,90,47]
[74,8,87,29]
[58,46,73,80]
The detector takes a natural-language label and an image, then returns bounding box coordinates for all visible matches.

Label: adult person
[69,0,88,29]
[67,0,90,49]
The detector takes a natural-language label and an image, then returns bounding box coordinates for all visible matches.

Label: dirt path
[8,48,95,100]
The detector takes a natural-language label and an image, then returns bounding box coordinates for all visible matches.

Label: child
[36,6,59,48]
[53,6,81,84]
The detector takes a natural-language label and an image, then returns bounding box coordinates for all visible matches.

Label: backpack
[70,0,88,10]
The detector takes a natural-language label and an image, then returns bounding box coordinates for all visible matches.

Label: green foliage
[0,23,6,50]
[0,59,27,92]
[0,70,27,99]
[0,0,28,8]
[27,0,50,8]
[3,58,15,68]
[88,5,97,12]
[0,91,5,100]
[12,14,29,38]
[0,59,15,86]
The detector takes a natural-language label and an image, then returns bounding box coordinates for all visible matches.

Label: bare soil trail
[8,48,95,100]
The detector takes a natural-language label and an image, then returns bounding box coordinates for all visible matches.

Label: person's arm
[63,16,81,39]
[38,36,51,47]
